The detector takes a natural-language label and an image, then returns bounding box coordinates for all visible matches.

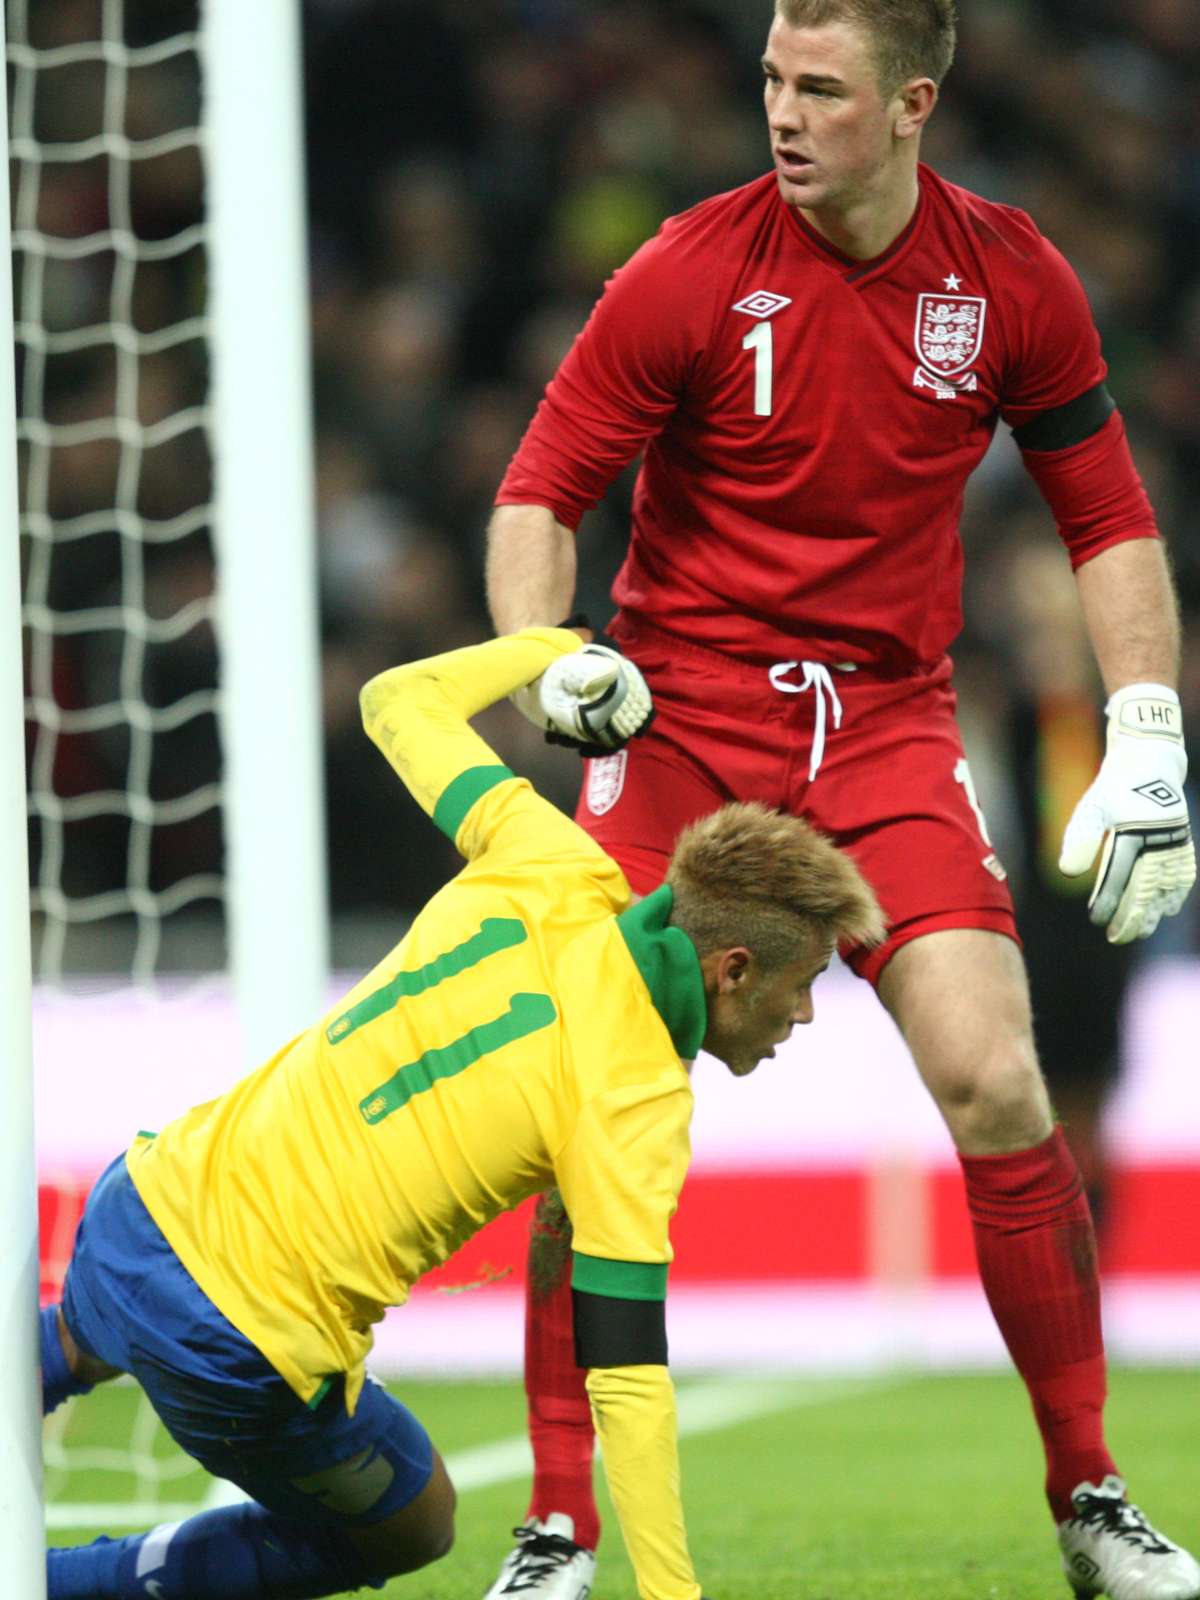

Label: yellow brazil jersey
[125,631,707,1419]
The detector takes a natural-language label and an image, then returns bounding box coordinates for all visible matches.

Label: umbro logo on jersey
[731,290,792,319]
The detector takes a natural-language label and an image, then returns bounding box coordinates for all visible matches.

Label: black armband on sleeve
[572,1289,668,1368]
[1011,382,1116,452]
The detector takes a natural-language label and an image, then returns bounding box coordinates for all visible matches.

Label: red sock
[960,1126,1117,1520]
[523,1202,600,1550]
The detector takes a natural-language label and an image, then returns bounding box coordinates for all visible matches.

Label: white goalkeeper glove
[1058,682,1196,943]
[511,642,654,757]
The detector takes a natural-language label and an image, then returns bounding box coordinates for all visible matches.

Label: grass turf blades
[45,1369,1199,1599]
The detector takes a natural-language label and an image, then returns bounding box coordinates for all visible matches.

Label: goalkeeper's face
[763,16,927,223]
[702,940,833,1078]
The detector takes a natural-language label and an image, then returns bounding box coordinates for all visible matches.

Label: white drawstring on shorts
[768,660,846,780]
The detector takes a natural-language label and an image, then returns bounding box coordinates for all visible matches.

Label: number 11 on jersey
[742,320,773,416]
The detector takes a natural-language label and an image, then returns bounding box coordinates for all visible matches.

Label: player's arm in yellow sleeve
[358,628,582,846]
[573,1267,701,1600]
[556,1080,701,1598]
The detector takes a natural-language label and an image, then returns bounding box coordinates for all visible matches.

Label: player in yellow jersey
[42,628,883,1600]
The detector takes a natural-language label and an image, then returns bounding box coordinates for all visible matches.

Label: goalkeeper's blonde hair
[774,0,957,94]
[666,802,885,967]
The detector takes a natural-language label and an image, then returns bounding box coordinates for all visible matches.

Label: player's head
[665,802,884,1076]
[763,0,953,219]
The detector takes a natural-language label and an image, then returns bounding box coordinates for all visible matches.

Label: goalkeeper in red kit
[483,2,1198,1599]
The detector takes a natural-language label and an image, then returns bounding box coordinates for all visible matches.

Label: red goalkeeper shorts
[575,614,1017,988]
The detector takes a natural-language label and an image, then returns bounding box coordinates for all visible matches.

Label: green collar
[615,884,707,1060]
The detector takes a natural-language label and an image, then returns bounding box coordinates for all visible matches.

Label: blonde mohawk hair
[666,801,885,969]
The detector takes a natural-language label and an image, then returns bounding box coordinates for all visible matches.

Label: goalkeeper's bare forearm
[486,504,578,633]
[1073,536,1180,695]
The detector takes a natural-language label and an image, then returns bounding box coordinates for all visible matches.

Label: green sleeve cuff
[571,1252,669,1302]
[432,764,515,842]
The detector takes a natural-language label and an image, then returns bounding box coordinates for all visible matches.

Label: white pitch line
[441,1373,879,1493]
[47,1374,888,1529]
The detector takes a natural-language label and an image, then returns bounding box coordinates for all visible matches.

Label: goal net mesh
[13,0,224,1528]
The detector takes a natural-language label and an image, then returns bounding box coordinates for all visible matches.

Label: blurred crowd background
[15,0,1200,1210]
[301,0,1200,937]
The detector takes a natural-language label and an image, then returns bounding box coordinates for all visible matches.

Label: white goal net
[13,0,325,1538]
[13,1,221,988]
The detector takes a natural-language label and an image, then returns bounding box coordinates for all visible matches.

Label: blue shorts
[61,1155,434,1527]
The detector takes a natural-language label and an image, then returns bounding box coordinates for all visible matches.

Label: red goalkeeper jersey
[497,164,1155,670]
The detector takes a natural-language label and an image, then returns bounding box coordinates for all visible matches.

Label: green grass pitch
[45,1368,1200,1598]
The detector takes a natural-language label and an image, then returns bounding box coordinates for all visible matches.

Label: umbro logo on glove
[1132,779,1182,808]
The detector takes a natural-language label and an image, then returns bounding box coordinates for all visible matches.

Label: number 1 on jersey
[742,320,773,416]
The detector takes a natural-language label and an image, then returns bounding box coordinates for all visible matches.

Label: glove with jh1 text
[1058,682,1196,943]
[512,641,655,757]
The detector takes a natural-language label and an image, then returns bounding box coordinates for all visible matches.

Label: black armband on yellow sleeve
[572,1289,668,1368]
[1012,381,1116,452]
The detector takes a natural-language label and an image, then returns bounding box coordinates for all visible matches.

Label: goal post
[202,0,328,1066]
[0,0,46,1585]
[12,0,327,1550]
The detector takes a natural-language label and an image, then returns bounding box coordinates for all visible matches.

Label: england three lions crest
[914,293,986,393]
[585,750,627,816]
